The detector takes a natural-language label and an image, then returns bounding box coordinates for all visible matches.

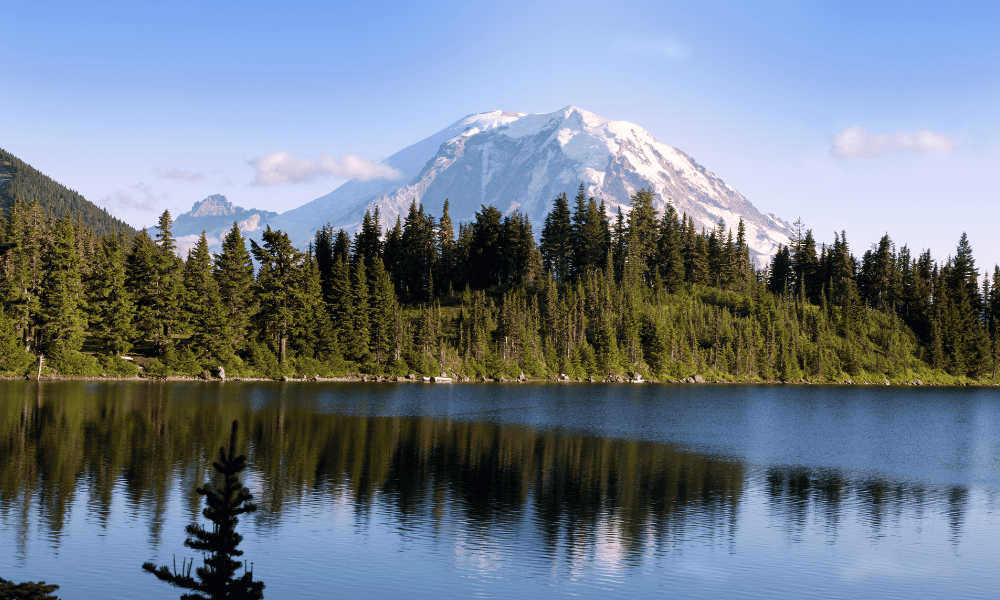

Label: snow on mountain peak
[259,106,792,266]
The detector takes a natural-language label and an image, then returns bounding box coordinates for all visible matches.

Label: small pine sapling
[143,420,264,599]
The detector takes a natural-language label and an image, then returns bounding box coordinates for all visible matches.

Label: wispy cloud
[612,38,690,61]
[155,167,208,182]
[830,127,957,159]
[102,182,166,213]
[248,152,402,186]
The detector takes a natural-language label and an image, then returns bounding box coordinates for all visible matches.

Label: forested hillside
[0,184,996,384]
[0,148,135,237]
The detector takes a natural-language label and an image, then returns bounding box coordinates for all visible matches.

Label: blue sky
[4,0,999,267]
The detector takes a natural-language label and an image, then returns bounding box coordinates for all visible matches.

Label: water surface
[2,381,999,598]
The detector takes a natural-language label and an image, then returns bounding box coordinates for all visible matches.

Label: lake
[2,381,1000,598]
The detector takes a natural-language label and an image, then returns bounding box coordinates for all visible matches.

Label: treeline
[0,148,135,238]
[0,185,996,383]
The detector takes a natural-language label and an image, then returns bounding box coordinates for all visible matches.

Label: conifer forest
[1,184,999,384]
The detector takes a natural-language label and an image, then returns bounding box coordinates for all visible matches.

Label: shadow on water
[0,380,979,565]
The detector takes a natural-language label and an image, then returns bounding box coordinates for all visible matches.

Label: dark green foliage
[88,234,136,355]
[251,227,303,364]
[142,420,264,599]
[540,192,572,281]
[37,217,86,358]
[1,186,997,385]
[0,147,134,237]
[184,233,230,365]
[0,308,31,374]
[0,577,60,599]
[215,223,256,356]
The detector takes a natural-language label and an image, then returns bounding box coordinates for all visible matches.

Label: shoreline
[2,373,998,387]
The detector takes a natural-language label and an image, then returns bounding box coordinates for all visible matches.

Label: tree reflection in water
[0,380,976,569]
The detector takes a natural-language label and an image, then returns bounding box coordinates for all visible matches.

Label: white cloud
[248,152,402,186]
[101,182,166,213]
[612,38,689,61]
[830,126,957,159]
[156,167,208,182]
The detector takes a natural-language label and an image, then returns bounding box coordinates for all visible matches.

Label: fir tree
[142,420,264,600]
[215,223,256,355]
[37,216,86,360]
[368,256,397,363]
[540,192,572,281]
[88,234,136,355]
[251,227,304,364]
[184,232,229,363]
[0,577,60,599]
[346,259,371,362]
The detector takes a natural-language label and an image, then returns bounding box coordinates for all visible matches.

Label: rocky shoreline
[2,372,999,387]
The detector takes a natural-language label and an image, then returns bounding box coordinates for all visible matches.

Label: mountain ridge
[259,106,792,266]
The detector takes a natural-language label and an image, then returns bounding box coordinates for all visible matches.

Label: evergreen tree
[0,198,45,353]
[468,205,505,289]
[88,234,136,355]
[570,184,607,280]
[400,201,437,299]
[333,229,351,264]
[436,200,456,294]
[656,203,685,292]
[184,232,229,363]
[625,188,659,281]
[352,207,382,268]
[0,577,60,599]
[143,420,264,600]
[368,256,397,363]
[345,259,371,362]
[540,192,572,281]
[215,223,256,355]
[251,227,303,364]
[291,251,339,363]
[0,307,31,373]
[37,216,86,361]
[151,210,185,354]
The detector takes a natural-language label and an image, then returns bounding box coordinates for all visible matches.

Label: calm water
[2,381,1000,598]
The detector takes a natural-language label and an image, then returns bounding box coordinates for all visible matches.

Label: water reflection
[0,380,981,567]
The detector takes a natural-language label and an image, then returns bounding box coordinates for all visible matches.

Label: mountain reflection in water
[1,381,997,599]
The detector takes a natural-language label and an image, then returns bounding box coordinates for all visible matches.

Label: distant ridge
[0,147,136,237]
[151,194,278,258]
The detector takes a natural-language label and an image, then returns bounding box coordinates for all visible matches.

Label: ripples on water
[1,381,1000,598]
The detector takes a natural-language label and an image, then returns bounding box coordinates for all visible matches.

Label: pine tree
[143,420,264,600]
[0,577,60,599]
[436,200,456,294]
[0,198,45,353]
[656,203,685,292]
[251,226,304,364]
[345,259,371,362]
[151,210,185,354]
[0,307,31,374]
[37,216,86,361]
[352,207,382,268]
[215,223,256,355]
[291,251,339,363]
[184,232,229,363]
[625,188,659,281]
[540,192,572,281]
[368,256,397,363]
[89,234,136,355]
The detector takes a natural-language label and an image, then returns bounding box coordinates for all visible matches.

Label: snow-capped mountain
[149,194,277,258]
[263,106,792,266]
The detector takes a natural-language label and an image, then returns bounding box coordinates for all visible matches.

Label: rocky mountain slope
[269,106,793,265]
[149,194,277,258]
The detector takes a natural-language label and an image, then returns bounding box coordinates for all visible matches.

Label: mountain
[268,106,793,265]
[150,194,277,258]
[0,147,136,237]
